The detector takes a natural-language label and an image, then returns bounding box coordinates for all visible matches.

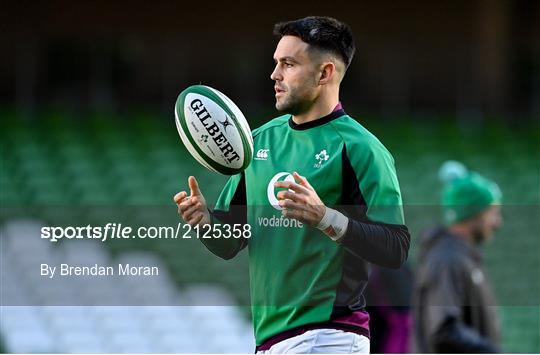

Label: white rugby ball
[174,85,253,175]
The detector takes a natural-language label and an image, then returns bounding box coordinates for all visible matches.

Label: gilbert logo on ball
[175,85,253,175]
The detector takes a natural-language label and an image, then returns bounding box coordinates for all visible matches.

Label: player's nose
[270,65,282,81]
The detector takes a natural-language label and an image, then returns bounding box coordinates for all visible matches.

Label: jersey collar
[288,104,346,131]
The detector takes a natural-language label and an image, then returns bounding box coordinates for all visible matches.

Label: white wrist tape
[316,207,349,241]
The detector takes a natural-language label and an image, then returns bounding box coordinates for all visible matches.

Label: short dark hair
[273,16,356,68]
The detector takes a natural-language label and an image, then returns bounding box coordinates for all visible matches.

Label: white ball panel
[174,104,220,174]
[184,93,245,170]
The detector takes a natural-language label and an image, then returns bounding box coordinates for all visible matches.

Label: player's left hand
[274,172,325,226]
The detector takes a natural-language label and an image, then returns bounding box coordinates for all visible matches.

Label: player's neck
[291,92,340,125]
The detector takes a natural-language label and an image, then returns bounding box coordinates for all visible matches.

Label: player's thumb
[188,176,202,196]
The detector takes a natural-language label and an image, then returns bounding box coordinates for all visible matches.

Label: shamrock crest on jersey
[314,149,330,168]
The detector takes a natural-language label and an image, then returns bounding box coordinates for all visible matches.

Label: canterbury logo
[255,149,270,160]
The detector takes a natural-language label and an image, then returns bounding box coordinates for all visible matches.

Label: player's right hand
[174,176,211,227]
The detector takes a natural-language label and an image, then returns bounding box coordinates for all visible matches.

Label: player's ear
[318,62,335,85]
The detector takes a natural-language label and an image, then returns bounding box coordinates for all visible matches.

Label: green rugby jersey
[204,107,410,345]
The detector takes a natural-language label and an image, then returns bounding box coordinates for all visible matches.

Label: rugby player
[175,16,410,353]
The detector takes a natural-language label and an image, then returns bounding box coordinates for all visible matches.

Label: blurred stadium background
[1,0,539,353]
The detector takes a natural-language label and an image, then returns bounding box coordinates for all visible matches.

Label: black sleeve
[201,173,247,260]
[339,145,410,269]
[210,172,247,225]
[338,220,410,269]
[434,316,500,353]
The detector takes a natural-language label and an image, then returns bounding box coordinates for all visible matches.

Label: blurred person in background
[414,161,503,353]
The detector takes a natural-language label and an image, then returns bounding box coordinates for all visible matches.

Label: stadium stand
[0,220,255,353]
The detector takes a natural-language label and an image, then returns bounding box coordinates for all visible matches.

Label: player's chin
[275,100,290,113]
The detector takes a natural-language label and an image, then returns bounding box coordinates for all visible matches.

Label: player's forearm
[199,208,247,260]
[338,219,410,268]
[199,235,247,260]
